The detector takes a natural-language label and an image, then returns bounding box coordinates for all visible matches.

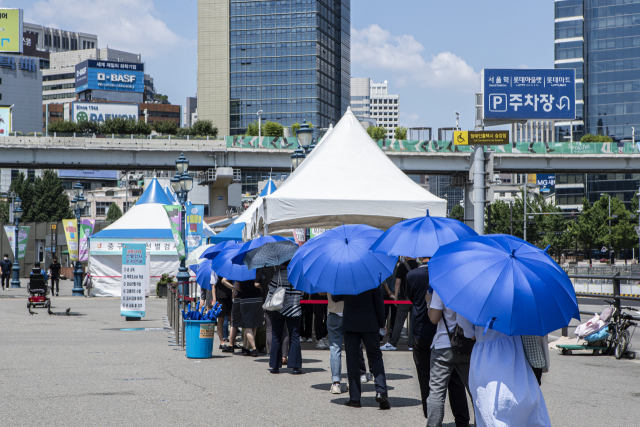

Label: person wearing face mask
[1,254,12,290]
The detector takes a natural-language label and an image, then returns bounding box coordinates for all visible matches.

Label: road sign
[482,69,576,121]
[635,226,640,237]
[454,131,509,145]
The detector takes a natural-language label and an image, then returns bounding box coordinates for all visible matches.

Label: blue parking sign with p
[489,94,507,112]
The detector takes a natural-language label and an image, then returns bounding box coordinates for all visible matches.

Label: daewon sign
[482,69,576,121]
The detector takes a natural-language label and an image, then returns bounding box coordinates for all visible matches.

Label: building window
[83,202,92,217]
[96,202,112,216]
[27,170,35,183]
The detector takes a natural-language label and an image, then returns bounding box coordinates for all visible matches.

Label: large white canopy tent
[250,108,446,235]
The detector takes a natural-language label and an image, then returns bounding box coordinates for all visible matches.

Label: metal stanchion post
[181,296,186,349]
[613,273,621,312]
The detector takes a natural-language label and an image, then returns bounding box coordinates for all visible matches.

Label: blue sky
[12,0,553,132]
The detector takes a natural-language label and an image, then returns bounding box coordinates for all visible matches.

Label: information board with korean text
[482,69,576,121]
[121,243,146,318]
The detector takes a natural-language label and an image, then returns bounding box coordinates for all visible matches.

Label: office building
[350,78,400,138]
[554,1,640,209]
[198,0,350,136]
[0,54,43,133]
[23,22,98,70]
[185,96,198,127]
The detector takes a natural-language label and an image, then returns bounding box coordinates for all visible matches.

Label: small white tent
[89,179,180,297]
[252,108,446,235]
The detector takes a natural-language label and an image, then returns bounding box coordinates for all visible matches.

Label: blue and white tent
[89,179,180,297]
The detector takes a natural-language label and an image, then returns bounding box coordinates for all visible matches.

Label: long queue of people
[201,257,551,426]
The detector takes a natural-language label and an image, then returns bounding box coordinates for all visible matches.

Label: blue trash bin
[185,320,216,359]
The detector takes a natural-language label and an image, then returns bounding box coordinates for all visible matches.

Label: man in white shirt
[426,290,472,427]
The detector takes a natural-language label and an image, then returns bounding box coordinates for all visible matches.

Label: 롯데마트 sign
[121,243,146,318]
[454,131,509,145]
[0,8,23,53]
[483,69,576,121]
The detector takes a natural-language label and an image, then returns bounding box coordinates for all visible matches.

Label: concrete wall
[1,55,43,133]
[198,0,230,136]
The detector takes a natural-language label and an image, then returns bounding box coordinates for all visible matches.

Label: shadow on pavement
[253,358,322,364]
[330,396,421,407]
[311,383,395,392]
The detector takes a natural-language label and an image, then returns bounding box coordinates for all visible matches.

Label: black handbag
[442,315,475,356]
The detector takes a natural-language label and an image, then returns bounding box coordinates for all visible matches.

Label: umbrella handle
[483,317,496,335]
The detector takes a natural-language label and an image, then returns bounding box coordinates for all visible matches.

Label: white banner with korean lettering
[92,238,177,255]
[121,243,146,318]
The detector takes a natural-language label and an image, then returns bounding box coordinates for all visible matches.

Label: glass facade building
[228,0,350,135]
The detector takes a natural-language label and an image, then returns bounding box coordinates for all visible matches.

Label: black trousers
[384,302,397,336]
[300,304,313,339]
[50,277,60,293]
[269,311,301,369]
[345,331,387,401]
[1,273,10,289]
[413,337,470,425]
[313,304,327,340]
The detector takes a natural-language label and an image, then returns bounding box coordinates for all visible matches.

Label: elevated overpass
[1,135,640,173]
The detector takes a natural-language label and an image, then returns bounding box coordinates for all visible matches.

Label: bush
[581,133,613,143]
[263,121,284,137]
[395,126,408,140]
[153,120,179,135]
[77,119,102,134]
[48,120,79,133]
[191,119,218,137]
[367,125,388,141]
[135,120,153,135]
[246,121,259,137]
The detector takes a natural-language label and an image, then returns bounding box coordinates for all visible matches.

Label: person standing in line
[236,278,263,357]
[311,292,329,349]
[406,258,470,424]
[222,283,243,354]
[256,266,277,354]
[426,290,472,427]
[326,292,344,394]
[381,257,419,351]
[1,254,12,290]
[381,263,398,341]
[267,262,302,374]
[300,292,314,342]
[211,276,234,350]
[333,287,390,410]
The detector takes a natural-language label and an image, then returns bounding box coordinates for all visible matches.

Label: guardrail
[0,135,227,151]
[166,280,200,351]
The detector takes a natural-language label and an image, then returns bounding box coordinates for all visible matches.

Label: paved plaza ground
[1,280,640,426]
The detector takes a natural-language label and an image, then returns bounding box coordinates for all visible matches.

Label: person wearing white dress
[457,316,552,427]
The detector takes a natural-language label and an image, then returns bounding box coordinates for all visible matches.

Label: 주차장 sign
[482,69,576,121]
[454,131,509,145]
[121,243,146,318]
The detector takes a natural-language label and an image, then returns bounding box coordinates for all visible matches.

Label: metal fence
[564,266,640,296]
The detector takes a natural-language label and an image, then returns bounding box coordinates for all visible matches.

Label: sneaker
[306,338,313,343]
[360,374,368,383]
[316,340,327,350]
[365,372,374,383]
[380,343,397,351]
[322,337,330,348]
[408,347,413,351]
[330,383,342,394]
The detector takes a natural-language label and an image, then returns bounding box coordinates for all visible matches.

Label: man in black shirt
[235,279,264,357]
[405,258,470,424]
[48,257,62,296]
[381,257,419,351]
[1,254,12,290]
[256,266,277,354]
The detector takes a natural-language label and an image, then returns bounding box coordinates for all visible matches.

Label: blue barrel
[185,320,216,359]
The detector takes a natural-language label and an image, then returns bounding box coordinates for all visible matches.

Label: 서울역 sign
[454,131,509,145]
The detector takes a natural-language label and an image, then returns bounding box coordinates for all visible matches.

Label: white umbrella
[186,243,216,267]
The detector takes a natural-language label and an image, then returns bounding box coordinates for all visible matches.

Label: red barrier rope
[300,300,412,305]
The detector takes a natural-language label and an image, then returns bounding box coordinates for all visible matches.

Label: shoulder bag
[442,314,475,356]
[263,271,285,311]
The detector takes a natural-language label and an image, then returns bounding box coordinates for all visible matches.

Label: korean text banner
[0,106,11,135]
[0,9,23,53]
[483,69,576,121]
[4,226,29,259]
[185,202,204,253]
[121,243,146,318]
[163,205,186,260]
[63,219,78,261]
[79,219,95,262]
[537,174,556,193]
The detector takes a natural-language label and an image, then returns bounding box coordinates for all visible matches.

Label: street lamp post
[10,196,23,288]
[601,193,613,265]
[290,120,314,170]
[173,153,193,296]
[257,110,263,138]
[70,182,87,296]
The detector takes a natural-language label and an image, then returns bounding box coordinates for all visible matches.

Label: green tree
[246,121,259,136]
[155,94,169,103]
[191,119,218,137]
[76,119,102,134]
[263,121,284,137]
[48,120,79,133]
[135,120,153,135]
[0,200,9,223]
[395,126,408,140]
[581,133,613,143]
[449,204,464,222]
[31,170,74,222]
[8,172,36,222]
[573,196,611,262]
[106,202,123,221]
[153,120,179,135]
[366,125,388,141]
[291,121,314,137]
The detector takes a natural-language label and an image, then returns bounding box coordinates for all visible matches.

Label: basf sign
[71,102,138,123]
[482,69,576,121]
[0,8,23,53]
[75,60,144,93]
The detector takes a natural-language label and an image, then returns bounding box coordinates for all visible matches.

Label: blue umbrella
[232,236,299,269]
[211,244,257,281]
[195,259,216,290]
[370,210,477,258]
[200,240,239,260]
[287,241,323,294]
[288,224,397,295]
[428,234,580,337]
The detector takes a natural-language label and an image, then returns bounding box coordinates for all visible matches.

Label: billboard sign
[0,9,23,53]
[454,131,509,145]
[59,170,118,179]
[536,174,555,193]
[75,59,144,93]
[482,69,576,121]
[0,106,11,135]
[71,102,138,123]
